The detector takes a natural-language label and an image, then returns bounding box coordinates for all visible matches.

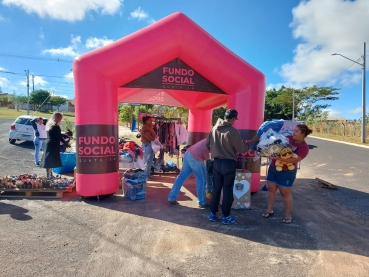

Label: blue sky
[0,0,368,120]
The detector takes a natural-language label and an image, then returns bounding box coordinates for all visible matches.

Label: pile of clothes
[151,158,180,174]
[118,138,144,163]
[1,174,75,190]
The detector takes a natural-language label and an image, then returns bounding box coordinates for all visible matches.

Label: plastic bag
[122,170,147,200]
[53,152,76,174]
[256,128,289,157]
[151,138,163,154]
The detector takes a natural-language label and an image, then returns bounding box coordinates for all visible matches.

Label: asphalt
[0,120,368,276]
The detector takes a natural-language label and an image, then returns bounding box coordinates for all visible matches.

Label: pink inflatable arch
[73,12,265,197]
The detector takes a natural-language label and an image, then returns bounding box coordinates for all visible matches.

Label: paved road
[305,137,369,193]
[0,118,48,176]
[0,118,369,277]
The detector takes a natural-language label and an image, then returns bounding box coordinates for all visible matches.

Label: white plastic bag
[151,138,163,154]
[136,157,145,169]
[256,128,289,157]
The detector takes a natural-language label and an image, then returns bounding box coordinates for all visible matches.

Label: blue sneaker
[221,215,236,225]
[208,213,217,222]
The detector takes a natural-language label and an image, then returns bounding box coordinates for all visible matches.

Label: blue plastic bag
[53,152,76,174]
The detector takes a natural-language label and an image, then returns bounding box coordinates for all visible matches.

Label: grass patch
[0,107,75,123]
[310,132,368,146]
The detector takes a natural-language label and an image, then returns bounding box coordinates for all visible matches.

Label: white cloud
[267,82,303,91]
[33,75,48,86]
[0,76,9,87]
[280,0,369,87]
[348,107,362,114]
[71,35,81,46]
[339,72,362,87]
[43,46,79,57]
[65,71,74,79]
[42,34,115,58]
[39,27,44,39]
[130,7,148,21]
[2,0,123,22]
[53,93,69,99]
[0,15,5,21]
[85,36,114,49]
[148,18,156,24]
[325,108,342,116]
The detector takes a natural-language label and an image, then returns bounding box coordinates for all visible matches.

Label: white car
[8,115,48,144]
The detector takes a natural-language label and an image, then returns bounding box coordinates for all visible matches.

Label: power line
[323,57,363,87]
[0,70,73,79]
[0,52,73,63]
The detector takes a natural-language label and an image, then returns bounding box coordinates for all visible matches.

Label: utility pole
[292,90,295,121]
[332,42,366,143]
[362,42,366,143]
[32,74,34,92]
[25,69,30,115]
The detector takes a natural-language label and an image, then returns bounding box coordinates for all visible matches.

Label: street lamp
[332,42,366,143]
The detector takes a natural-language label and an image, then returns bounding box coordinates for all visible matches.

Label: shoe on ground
[221,215,236,225]
[209,213,217,222]
[168,200,178,204]
[198,203,209,208]
[35,163,40,166]
[147,175,155,180]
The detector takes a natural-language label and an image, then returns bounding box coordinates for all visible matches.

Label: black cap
[225,109,238,120]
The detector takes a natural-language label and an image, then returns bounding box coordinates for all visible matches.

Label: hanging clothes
[175,121,188,145]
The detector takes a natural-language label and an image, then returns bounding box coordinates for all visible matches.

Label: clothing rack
[153,117,181,122]
[153,117,183,170]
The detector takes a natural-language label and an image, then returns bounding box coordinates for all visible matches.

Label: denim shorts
[266,166,297,188]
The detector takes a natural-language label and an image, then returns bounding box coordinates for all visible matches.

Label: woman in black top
[40,112,69,178]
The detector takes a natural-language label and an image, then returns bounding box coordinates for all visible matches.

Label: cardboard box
[232,169,251,209]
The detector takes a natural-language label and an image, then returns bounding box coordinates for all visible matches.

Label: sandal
[283,218,292,224]
[261,211,274,218]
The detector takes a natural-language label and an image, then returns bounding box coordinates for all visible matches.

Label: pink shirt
[187,139,210,162]
[271,136,309,170]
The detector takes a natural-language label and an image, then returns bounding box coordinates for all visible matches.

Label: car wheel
[9,139,16,144]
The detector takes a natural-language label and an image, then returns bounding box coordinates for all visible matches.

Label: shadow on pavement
[10,140,34,150]
[79,174,369,259]
[0,202,33,221]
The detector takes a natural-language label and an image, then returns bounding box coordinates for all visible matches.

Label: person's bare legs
[263,181,278,215]
[279,186,293,220]
[46,168,53,178]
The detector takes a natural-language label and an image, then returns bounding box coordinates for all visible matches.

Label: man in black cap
[206,109,257,224]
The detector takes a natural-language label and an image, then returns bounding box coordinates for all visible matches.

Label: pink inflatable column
[74,59,119,197]
[187,108,213,145]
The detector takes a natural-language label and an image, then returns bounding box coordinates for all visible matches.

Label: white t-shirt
[36,123,47,139]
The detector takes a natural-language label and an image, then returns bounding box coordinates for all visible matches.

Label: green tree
[118,104,133,125]
[212,106,227,125]
[264,85,339,123]
[9,93,28,111]
[50,96,67,111]
[30,89,51,111]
